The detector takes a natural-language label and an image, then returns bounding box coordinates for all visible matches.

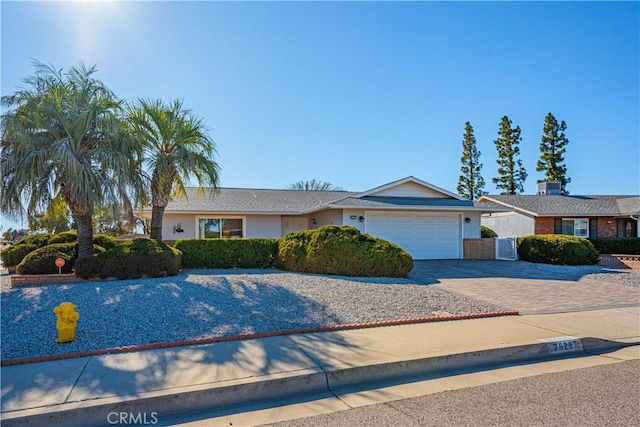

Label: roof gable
[355,176,463,200]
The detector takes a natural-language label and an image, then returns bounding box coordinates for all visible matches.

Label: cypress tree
[457,122,486,201]
[537,112,571,194]
[492,115,527,194]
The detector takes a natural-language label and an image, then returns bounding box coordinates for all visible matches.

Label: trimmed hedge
[276,225,414,277]
[174,238,279,268]
[16,243,106,275]
[589,237,640,255]
[481,225,498,238]
[1,244,38,267]
[1,231,118,267]
[75,238,181,280]
[517,234,598,265]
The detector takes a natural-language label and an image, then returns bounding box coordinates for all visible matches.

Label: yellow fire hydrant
[53,302,79,343]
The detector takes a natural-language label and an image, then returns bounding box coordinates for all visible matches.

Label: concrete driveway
[408,260,639,315]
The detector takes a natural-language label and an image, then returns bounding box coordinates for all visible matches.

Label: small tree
[287,180,343,191]
[457,122,486,201]
[492,116,527,194]
[537,112,571,194]
[1,61,132,258]
[126,99,220,241]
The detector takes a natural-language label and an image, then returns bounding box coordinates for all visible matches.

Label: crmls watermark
[107,412,159,425]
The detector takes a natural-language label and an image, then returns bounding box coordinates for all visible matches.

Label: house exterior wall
[310,209,343,229]
[463,238,496,259]
[531,216,620,237]
[371,182,448,198]
[162,213,198,239]
[534,217,555,234]
[596,217,617,237]
[482,212,535,237]
[245,215,282,238]
[281,216,308,236]
[463,212,482,238]
[342,209,366,233]
[161,213,281,239]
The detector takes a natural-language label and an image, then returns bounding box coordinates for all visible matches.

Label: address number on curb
[543,336,583,354]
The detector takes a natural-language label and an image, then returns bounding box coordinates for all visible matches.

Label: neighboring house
[140,176,507,260]
[478,182,640,239]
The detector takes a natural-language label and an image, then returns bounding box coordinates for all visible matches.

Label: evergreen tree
[457,122,486,200]
[537,112,571,194]
[492,116,527,194]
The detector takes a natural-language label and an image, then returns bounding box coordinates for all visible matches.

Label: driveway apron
[409,260,639,315]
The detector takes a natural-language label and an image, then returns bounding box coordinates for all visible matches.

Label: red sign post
[55,257,65,274]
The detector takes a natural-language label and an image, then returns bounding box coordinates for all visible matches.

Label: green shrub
[75,238,181,280]
[1,244,38,267]
[19,233,53,247]
[589,237,640,255]
[92,234,118,250]
[517,234,598,265]
[481,225,498,238]
[48,231,79,244]
[276,225,413,277]
[174,238,279,268]
[3,231,119,267]
[16,243,105,275]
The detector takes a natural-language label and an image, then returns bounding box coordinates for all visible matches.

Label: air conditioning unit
[537,181,562,195]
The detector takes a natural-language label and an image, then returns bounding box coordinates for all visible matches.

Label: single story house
[478,183,640,239]
[141,176,507,260]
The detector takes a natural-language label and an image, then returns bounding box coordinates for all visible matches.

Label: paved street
[409,260,639,314]
[263,359,640,427]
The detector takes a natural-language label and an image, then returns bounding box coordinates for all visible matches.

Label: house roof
[478,195,640,217]
[323,196,502,212]
[160,187,357,214]
[150,177,510,215]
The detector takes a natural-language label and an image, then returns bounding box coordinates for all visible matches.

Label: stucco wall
[310,209,343,229]
[162,214,281,239]
[482,212,535,237]
[462,212,481,238]
[342,209,366,233]
[245,215,281,238]
[162,213,198,239]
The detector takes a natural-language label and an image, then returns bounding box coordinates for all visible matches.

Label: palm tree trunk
[76,214,95,259]
[150,205,165,241]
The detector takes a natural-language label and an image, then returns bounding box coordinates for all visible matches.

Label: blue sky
[1,1,639,230]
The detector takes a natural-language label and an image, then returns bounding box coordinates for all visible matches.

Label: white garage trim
[365,211,463,260]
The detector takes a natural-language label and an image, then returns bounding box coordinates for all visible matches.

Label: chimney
[537,181,562,195]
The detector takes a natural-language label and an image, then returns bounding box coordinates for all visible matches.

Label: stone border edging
[0,311,519,366]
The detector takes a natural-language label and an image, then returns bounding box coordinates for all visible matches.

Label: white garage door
[365,212,461,259]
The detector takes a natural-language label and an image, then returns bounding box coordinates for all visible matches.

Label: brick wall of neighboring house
[463,238,495,260]
[535,216,619,237]
[534,217,555,234]
[596,217,617,237]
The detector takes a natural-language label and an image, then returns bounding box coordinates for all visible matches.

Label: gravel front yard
[1,269,503,361]
[2,264,637,361]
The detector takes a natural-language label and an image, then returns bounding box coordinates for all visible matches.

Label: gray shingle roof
[329,196,474,208]
[480,195,640,217]
[162,188,357,214]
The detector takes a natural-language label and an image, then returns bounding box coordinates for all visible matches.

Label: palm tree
[1,61,132,258]
[126,99,220,241]
[287,179,343,191]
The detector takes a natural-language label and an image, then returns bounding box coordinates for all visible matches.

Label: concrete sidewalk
[1,307,639,427]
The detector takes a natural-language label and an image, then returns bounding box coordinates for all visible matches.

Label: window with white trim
[561,218,589,237]
[198,218,244,238]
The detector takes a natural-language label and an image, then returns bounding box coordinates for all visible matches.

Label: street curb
[0,311,519,366]
[1,337,634,427]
